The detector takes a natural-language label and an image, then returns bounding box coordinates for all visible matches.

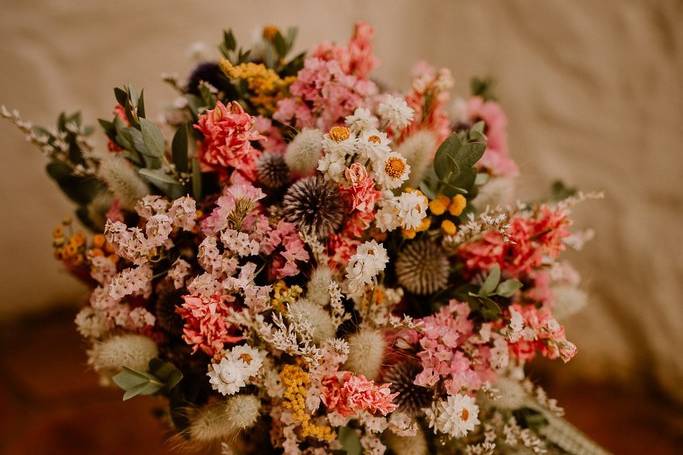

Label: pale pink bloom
[194,101,264,179]
[466,96,519,177]
[321,371,398,417]
[507,303,577,363]
[254,116,286,154]
[262,220,309,279]
[340,163,381,213]
[176,293,243,357]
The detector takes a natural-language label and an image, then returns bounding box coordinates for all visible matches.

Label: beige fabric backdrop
[1,0,681,400]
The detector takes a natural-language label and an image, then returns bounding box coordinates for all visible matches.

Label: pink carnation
[262,220,310,279]
[340,163,381,213]
[194,101,264,180]
[466,97,518,177]
[458,205,571,278]
[176,293,243,358]
[321,371,398,417]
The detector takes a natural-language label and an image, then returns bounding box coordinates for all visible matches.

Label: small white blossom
[394,191,428,230]
[345,107,379,134]
[346,240,389,289]
[377,95,414,130]
[207,345,265,396]
[425,394,480,438]
[374,152,411,190]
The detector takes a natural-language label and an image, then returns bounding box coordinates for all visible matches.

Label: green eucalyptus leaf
[479,296,502,321]
[171,124,189,173]
[496,279,523,298]
[273,31,287,57]
[480,264,501,296]
[338,427,361,455]
[139,118,165,157]
[149,358,184,391]
[45,161,105,205]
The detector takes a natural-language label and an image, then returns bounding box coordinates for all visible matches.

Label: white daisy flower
[374,152,411,190]
[424,394,480,438]
[345,240,389,288]
[317,152,348,182]
[207,345,265,396]
[345,107,379,134]
[394,191,428,230]
[321,125,357,157]
[377,95,414,130]
[356,129,391,164]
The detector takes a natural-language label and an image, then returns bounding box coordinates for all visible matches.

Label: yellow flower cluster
[53,220,118,272]
[428,193,467,236]
[219,58,294,114]
[279,365,335,442]
[271,281,303,312]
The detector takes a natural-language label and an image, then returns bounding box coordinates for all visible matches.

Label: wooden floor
[0,310,680,455]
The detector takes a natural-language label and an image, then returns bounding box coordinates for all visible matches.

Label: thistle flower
[284,128,323,176]
[382,361,433,414]
[345,328,386,380]
[188,394,261,443]
[256,152,289,189]
[89,334,158,375]
[282,176,344,238]
[395,239,449,295]
[98,156,150,210]
[396,130,437,187]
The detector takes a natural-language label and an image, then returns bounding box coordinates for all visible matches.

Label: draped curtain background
[1,0,681,402]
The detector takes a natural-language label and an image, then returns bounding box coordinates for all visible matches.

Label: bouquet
[3,23,605,455]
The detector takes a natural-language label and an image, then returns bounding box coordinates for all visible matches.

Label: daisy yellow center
[239,353,253,363]
[460,408,469,421]
[384,157,406,178]
[262,25,279,41]
[368,135,381,144]
[329,126,350,142]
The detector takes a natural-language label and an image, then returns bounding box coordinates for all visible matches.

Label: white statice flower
[377,95,414,130]
[106,264,153,301]
[374,152,411,190]
[345,107,379,134]
[90,256,117,285]
[187,272,222,297]
[449,96,469,124]
[207,344,265,396]
[489,333,510,371]
[198,236,222,274]
[388,411,418,437]
[104,220,149,265]
[434,67,455,92]
[346,240,389,288]
[220,228,260,257]
[135,195,170,220]
[168,258,192,289]
[168,196,197,231]
[127,307,156,329]
[317,151,348,182]
[75,307,110,339]
[356,129,391,164]
[145,213,173,248]
[394,191,428,230]
[425,394,480,438]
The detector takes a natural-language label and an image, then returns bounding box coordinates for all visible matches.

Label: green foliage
[460,265,523,321]
[470,76,497,101]
[45,161,105,205]
[430,123,487,196]
[549,180,577,202]
[337,426,361,455]
[171,123,189,173]
[112,358,183,401]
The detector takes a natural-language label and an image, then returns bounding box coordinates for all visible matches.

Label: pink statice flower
[254,116,286,154]
[261,220,310,279]
[399,62,453,144]
[321,371,398,417]
[339,163,381,213]
[466,97,518,177]
[176,293,243,358]
[274,22,378,131]
[458,205,571,279]
[507,304,577,363]
[194,101,264,180]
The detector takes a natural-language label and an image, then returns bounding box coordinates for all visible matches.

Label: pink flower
[340,163,381,213]
[457,205,571,279]
[176,293,243,358]
[321,371,398,417]
[262,220,310,279]
[194,101,264,180]
[254,116,286,154]
[201,178,266,235]
[507,304,576,363]
[466,97,518,177]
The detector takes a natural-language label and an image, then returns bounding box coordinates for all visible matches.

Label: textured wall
[1,0,681,400]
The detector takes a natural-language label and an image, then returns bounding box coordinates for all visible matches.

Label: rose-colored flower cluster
[195,101,264,180]
[507,304,577,363]
[274,22,378,130]
[176,294,243,357]
[321,371,398,417]
[466,96,518,177]
[458,205,571,278]
[414,301,496,395]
